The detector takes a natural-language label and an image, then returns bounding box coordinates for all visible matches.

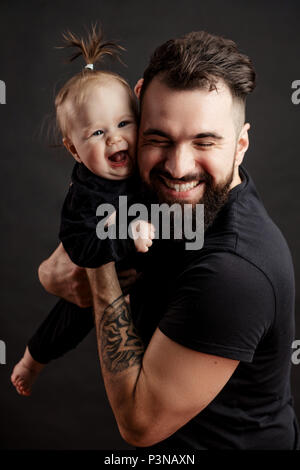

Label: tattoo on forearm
[99,295,145,374]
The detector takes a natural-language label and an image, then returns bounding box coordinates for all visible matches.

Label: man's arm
[86,263,239,448]
[38,243,139,307]
[38,243,93,307]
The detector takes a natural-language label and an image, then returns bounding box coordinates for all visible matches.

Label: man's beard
[139,162,235,237]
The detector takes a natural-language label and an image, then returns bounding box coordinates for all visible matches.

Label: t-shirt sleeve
[158,252,275,363]
[59,184,136,268]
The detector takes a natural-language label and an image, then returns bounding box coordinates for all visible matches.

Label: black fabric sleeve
[60,213,136,268]
[158,252,275,362]
[27,299,94,364]
[59,185,136,268]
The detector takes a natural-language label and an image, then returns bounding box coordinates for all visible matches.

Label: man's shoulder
[182,249,273,291]
[200,166,294,287]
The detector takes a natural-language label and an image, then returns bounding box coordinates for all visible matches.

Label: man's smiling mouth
[159,175,203,193]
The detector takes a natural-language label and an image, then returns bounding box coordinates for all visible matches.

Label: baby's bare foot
[11,347,45,397]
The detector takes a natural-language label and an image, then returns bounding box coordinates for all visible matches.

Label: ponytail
[54,25,137,138]
[59,24,125,70]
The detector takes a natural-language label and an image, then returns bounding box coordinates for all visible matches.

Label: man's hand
[38,243,92,308]
[116,268,141,295]
[38,243,141,308]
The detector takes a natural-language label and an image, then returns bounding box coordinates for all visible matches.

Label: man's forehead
[143,76,232,100]
[140,77,235,133]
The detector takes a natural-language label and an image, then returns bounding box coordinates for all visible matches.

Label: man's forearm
[99,295,144,374]
[87,264,147,444]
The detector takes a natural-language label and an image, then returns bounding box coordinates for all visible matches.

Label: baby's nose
[106,133,122,146]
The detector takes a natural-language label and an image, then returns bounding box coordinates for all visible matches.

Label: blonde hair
[55,25,137,137]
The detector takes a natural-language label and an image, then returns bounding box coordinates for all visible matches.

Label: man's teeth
[163,179,199,192]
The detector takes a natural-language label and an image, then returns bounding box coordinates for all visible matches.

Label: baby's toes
[10,370,18,384]
[16,378,24,389]
[17,382,30,396]
[15,383,24,395]
[11,374,22,387]
[16,378,25,390]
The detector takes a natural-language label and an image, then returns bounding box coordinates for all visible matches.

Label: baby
[11,27,154,396]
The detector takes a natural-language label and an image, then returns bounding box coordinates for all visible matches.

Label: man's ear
[234,123,250,168]
[63,137,81,163]
[134,78,144,99]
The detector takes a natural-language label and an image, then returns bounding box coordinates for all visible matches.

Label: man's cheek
[146,146,165,165]
[139,150,157,171]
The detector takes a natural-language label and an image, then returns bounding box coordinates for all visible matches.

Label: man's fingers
[117,268,142,292]
[71,270,93,307]
[76,298,93,308]
[119,275,139,289]
[116,268,137,278]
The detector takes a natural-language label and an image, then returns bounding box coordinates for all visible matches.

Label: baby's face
[66,79,137,180]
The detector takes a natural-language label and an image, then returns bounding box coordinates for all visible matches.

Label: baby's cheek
[88,149,107,175]
[127,126,138,144]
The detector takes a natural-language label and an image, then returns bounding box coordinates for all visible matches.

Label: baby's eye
[92,130,104,136]
[118,121,129,128]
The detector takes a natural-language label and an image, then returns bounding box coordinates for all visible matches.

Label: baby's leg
[11,299,94,396]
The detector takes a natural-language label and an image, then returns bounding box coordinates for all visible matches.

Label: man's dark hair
[140,31,256,106]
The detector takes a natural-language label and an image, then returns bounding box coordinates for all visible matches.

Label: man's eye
[118,121,129,128]
[92,130,104,136]
[149,139,170,145]
[195,142,213,148]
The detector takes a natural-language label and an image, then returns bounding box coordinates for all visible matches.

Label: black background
[0,0,299,450]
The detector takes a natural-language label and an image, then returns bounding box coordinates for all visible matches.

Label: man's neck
[229,166,242,191]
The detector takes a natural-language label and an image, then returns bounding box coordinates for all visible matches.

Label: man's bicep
[158,252,275,362]
[135,328,239,447]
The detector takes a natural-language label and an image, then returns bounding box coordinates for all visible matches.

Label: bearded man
[37,31,299,450]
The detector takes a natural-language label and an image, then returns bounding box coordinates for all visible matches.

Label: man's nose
[164,145,195,179]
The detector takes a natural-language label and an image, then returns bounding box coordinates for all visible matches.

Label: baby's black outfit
[28,162,143,363]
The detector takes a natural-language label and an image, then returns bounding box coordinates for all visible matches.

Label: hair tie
[85,63,94,70]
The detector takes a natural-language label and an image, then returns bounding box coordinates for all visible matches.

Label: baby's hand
[130,220,156,253]
[104,210,117,228]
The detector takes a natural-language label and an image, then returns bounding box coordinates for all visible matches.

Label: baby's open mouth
[108,151,128,166]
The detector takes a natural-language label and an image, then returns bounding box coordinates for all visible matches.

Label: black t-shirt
[130,165,299,450]
[59,162,138,268]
